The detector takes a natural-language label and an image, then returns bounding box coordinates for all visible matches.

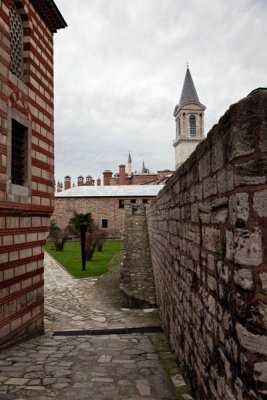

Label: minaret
[128,151,132,176]
[173,65,206,169]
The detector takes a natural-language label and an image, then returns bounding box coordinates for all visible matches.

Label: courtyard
[0,253,193,400]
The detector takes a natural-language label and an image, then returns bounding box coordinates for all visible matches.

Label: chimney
[97,177,101,186]
[64,176,71,190]
[103,170,112,186]
[91,179,95,186]
[119,165,126,185]
[86,175,92,186]
[77,176,84,186]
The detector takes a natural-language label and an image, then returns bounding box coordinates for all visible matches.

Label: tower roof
[179,66,200,106]
[128,151,132,163]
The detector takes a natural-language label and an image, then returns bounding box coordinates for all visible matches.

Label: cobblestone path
[0,253,193,400]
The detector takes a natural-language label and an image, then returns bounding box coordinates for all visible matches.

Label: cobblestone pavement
[0,253,193,400]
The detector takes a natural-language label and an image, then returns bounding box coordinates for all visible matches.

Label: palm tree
[68,212,94,271]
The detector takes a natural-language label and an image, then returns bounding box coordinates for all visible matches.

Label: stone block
[203,175,217,198]
[234,269,254,291]
[259,121,267,152]
[217,165,234,194]
[234,229,262,266]
[235,157,267,186]
[227,123,255,161]
[260,272,267,295]
[229,193,249,225]
[236,323,267,355]
[254,362,267,383]
[253,189,267,217]
[211,139,224,173]
[203,227,222,253]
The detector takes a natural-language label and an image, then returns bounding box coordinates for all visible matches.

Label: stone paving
[0,253,194,400]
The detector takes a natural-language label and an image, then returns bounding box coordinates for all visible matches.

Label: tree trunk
[80,225,87,271]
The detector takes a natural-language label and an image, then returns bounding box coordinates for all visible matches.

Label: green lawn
[45,240,121,278]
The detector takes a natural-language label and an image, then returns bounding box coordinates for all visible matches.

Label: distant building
[59,154,173,191]
[0,0,66,347]
[53,185,164,237]
[173,66,206,169]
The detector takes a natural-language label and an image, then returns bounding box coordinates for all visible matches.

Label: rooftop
[179,66,200,106]
[56,185,164,198]
[30,0,67,32]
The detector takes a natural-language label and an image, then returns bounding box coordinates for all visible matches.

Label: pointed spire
[179,66,200,106]
[142,160,146,173]
[128,151,132,163]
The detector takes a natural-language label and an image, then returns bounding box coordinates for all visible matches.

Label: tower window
[11,119,28,186]
[189,115,196,137]
[9,1,24,79]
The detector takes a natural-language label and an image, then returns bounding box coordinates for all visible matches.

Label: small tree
[49,222,68,251]
[85,231,97,261]
[95,228,107,252]
[68,212,94,271]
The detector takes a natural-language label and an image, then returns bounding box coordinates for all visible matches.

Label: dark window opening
[119,199,124,209]
[142,199,148,204]
[130,199,136,204]
[102,219,108,228]
[11,119,27,186]
[189,114,196,137]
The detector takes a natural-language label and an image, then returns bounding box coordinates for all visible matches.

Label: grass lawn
[45,240,121,278]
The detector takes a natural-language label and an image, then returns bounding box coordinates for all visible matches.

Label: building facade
[53,185,164,238]
[173,66,206,169]
[0,0,66,347]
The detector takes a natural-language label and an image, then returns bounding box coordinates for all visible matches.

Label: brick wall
[147,89,267,399]
[0,0,65,346]
[53,196,154,238]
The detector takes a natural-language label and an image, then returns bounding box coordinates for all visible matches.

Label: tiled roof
[179,67,200,105]
[30,0,67,32]
[56,185,164,198]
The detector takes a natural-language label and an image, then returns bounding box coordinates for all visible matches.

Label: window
[9,1,24,79]
[189,115,196,137]
[130,199,136,204]
[142,199,148,204]
[119,199,124,209]
[11,119,27,186]
[102,219,108,228]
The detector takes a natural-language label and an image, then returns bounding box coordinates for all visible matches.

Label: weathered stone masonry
[147,89,267,400]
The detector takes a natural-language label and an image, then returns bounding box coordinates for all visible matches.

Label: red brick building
[61,155,173,190]
[0,0,66,347]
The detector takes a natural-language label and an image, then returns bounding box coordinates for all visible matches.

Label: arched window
[9,1,24,78]
[189,114,196,137]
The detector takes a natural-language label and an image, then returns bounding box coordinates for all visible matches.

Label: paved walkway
[0,253,194,400]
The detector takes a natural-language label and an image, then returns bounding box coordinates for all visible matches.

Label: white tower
[173,65,206,169]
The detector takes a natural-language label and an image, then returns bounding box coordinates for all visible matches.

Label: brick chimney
[97,177,101,186]
[64,176,71,190]
[119,165,126,185]
[103,170,112,186]
[91,179,95,186]
[77,176,84,186]
[86,175,93,186]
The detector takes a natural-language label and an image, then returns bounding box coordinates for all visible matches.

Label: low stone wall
[147,89,267,399]
[120,204,157,308]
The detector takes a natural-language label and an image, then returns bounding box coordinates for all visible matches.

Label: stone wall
[120,204,157,308]
[147,89,267,400]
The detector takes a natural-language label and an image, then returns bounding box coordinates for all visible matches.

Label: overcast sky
[53,0,267,185]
